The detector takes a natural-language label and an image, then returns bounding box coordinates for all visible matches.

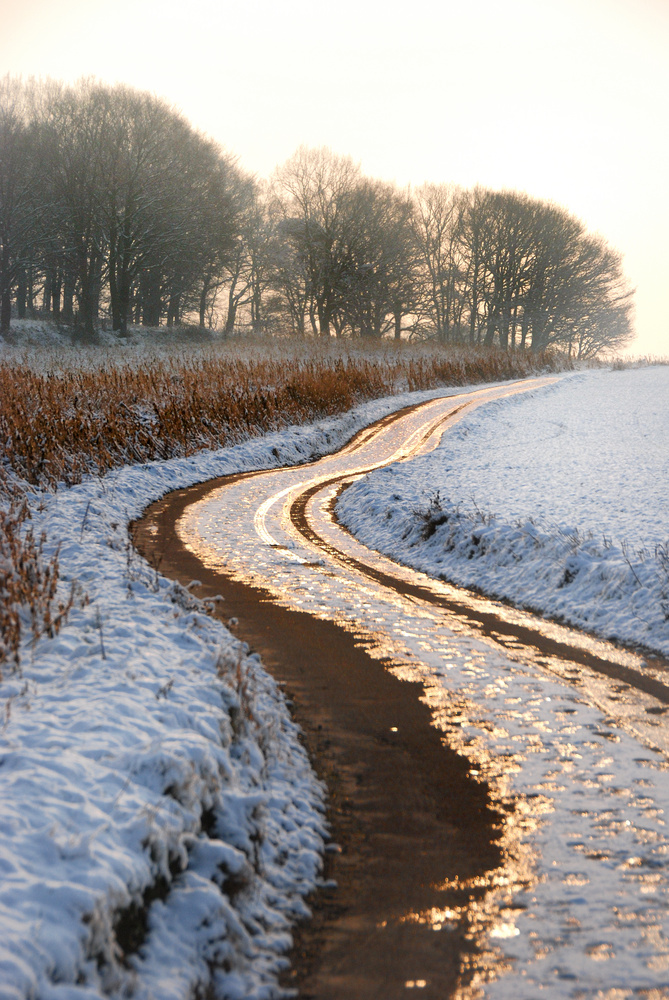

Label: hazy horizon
[3,0,667,355]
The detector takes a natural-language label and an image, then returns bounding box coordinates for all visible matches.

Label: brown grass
[0,341,569,668]
[0,501,79,669]
[0,344,567,489]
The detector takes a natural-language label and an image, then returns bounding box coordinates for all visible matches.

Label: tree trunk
[16,268,26,319]
[251,275,262,332]
[167,292,181,328]
[118,270,131,336]
[469,265,479,345]
[141,271,162,327]
[51,272,62,322]
[317,295,332,337]
[224,304,236,337]
[308,299,318,336]
[42,274,51,314]
[483,309,497,347]
[199,275,211,329]
[224,284,238,337]
[372,300,383,338]
[109,257,121,332]
[1,287,10,334]
[530,322,548,352]
[62,272,75,324]
[27,266,36,318]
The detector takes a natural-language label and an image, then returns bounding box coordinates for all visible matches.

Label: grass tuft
[0,501,80,671]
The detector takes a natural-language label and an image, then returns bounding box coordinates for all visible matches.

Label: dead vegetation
[0,500,80,670]
[0,343,566,489]
[0,340,568,669]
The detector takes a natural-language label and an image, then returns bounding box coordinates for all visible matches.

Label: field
[1,336,563,489]
[338,365,669,655]
[0,334,566,667]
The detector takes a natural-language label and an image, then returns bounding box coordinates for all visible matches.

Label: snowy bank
[337,367,669,656]
[0,381,480,1000]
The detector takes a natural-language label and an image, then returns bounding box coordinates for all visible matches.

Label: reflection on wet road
[179,379,669,998]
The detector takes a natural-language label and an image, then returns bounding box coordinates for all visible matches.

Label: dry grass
[0,340,568,668]
[0,343,567,489]
[0,501,79,670]
[609,354,669,370]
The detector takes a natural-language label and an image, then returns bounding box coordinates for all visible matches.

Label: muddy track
[134,497,505,999]
[290,478,669,706]
[133,381,669,999]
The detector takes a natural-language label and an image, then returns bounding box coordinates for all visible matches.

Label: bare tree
[449,189,633,354]
[336,179,415,339]
[38,80,115,339]
[100,87,185,335]
[272,147,361,336]
[411,183,464,342]
[2,79,633,355]
[0,77,45,335]
[217,181,272,336]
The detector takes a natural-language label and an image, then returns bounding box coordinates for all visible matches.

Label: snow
[174,370,669,996]
[0,319,218,353]
[0,381,463,1000]
[337,367,669,656]
[5,363,668,998]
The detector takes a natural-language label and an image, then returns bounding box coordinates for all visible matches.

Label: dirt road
[134,379,669,999]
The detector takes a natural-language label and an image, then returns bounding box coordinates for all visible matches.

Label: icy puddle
[179,384,669,998]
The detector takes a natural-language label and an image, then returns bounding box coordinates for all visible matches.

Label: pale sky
[2,0,668,355]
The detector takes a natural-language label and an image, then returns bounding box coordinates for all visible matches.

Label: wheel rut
[132,382,669,998]
[133,475,504,1000]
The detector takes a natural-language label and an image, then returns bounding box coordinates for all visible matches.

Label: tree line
[0,77,633,355]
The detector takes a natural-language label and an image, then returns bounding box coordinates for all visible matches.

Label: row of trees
[0,77,633,355]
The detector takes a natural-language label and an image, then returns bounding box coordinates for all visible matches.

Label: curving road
[140,378,669,999]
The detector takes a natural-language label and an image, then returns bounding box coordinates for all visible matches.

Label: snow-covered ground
[174,369,669,997]
[0,382,466,1000]
[338,367,669,656]
[4,363,667,999]
[0,319,216,352]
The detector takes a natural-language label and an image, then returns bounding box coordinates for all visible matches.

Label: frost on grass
[337,367,669,656]
[0,498,84,671]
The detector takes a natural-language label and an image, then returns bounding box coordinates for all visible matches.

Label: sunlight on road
[179,380,669,998]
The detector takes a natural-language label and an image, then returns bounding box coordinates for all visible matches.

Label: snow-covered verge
[337,367,669,656]
[0,319,217,352]
[0,381,476,1000]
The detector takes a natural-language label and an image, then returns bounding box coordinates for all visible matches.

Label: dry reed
[0,501,78,669]
[0,345,565,489]
[0,342,568,668]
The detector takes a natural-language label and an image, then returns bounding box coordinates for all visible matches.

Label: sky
[2,0,668,356]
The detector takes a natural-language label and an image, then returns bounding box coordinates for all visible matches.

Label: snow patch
[337,367,669,655]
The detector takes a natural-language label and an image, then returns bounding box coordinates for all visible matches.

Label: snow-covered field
[4,361,667,999]
[338,367,669,656]
[0,383,463,1000]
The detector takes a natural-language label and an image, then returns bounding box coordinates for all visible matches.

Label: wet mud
[134,477,504,1000]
